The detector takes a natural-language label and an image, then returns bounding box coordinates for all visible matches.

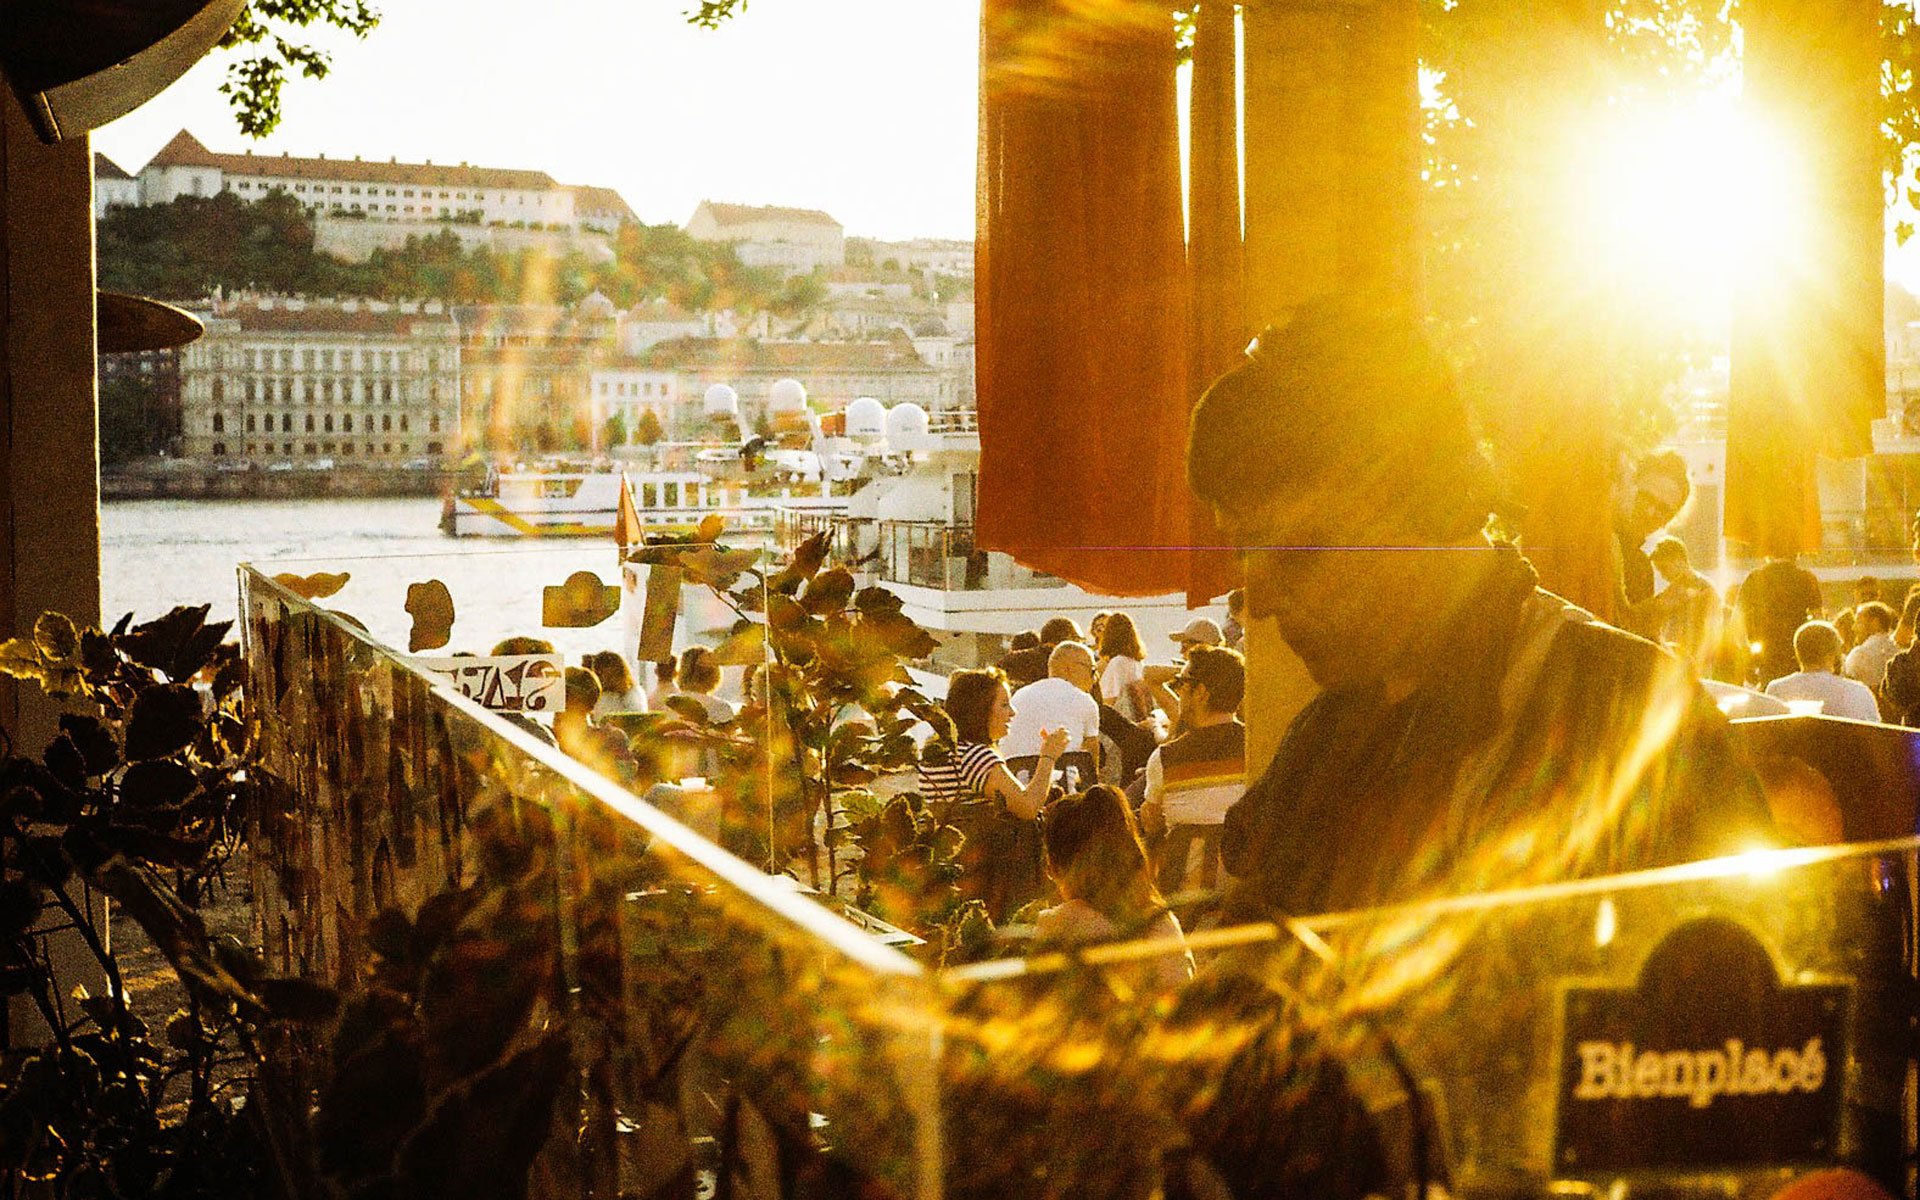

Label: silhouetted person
[1186,299,1772,919]
[1740,554,1823,686]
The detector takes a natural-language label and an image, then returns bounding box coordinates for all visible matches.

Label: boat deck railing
[773,510,1063,591]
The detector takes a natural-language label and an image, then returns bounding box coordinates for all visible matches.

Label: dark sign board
[1554,917,1849,1177]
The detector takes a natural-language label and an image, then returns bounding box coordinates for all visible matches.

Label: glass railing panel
[239,564,941,1197]
[941,841,1920,1200]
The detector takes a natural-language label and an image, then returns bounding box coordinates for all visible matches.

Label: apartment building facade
[179,299,460,464]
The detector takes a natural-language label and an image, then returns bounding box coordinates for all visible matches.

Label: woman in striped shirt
[918,668,1069,920]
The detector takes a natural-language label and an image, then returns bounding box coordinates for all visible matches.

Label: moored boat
[442,465,846,538]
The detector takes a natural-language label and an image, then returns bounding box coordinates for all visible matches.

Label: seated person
[1765,621,1881,722]
[916,668,1070,921]
[1036,784,1194,994]
[1140,645,1247,895]
[1000,641,1102,762]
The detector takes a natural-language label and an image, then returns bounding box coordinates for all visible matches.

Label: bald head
[1048,641,1095,691]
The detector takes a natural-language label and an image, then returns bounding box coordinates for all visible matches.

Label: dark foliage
[0,607,334,1199]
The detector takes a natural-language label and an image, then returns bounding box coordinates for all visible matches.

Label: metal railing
[239,562,1920,1199]
[239,568,943,1198]
[773,512,1061,591]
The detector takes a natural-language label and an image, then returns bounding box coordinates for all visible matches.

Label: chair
[1004,751,1098,794]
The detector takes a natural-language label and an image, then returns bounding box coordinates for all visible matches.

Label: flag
[613,472,644,551]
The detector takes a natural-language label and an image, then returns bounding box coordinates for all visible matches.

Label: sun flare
[1569,93,1806,325]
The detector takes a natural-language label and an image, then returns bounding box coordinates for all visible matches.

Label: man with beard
[1188,300,1773,919]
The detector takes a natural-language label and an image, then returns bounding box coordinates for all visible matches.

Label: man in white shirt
[1000,641,1103,760]
[1766,620,1882,722]
[1843,601,1898,692]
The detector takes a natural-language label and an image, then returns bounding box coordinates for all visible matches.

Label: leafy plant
[0,606,337,1198]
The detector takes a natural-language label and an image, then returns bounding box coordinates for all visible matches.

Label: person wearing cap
[1139,645,1247,896]
[1146,616,1228,734]
[1187,298,1773,919]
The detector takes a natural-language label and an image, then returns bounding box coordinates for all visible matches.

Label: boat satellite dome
[845,397,886,439]
[767,378,807,411]
[702,384,739,417]
[885,402,929,444]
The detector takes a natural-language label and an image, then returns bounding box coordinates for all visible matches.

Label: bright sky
[94,0,984,243]
[95,3,1920,294]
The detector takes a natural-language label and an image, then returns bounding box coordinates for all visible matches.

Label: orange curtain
[1183,0,1245,605]
[975,0,1203,597]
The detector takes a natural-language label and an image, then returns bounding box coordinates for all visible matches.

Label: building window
[322,380,335,402]
[399,415,409,433]
[429,414,439,433]
[380,381,393,403]
[246,414,256,432]
[342,443,354,456]
[245,379,257,401]
[304,443,317,454]
[305,414,315,433]
[343,414,353,432]
[324,414,333,433]
[211,443,226,456]
[211,378,224,403]
[281,414,292,433]
[211,413,224,433]
[283,442,293,455]
[381,414,391,432]
[304,382,315,402]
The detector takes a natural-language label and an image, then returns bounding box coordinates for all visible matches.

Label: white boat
[773,411,1225,669]
[442,467,846,538]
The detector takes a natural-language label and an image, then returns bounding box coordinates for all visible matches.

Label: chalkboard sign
[1554,916,1849,1177]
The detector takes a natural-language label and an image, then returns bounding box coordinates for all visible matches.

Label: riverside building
[132,129,627,231]
[178,298,460,465]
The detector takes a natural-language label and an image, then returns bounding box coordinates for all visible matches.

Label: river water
[101,497,727,664]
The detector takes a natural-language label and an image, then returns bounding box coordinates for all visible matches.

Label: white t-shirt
[999,677,1101,759]
[1844,632,1898,691]
[1099,655,1146,720]
[1763,670,1881,722]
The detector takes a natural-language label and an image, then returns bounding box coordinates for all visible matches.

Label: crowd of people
[498,299,1920,994]
[913,606,1248,960]
[1625,509,1920,727]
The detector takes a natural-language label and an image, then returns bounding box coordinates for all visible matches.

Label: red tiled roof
[211,302,452,336]
[696,201,841,230]
[146,129,561,192]
[569,185,637,222]
[637,335,927,372]
[93,152,132,180]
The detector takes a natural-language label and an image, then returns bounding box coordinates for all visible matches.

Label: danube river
[102,497,704,663]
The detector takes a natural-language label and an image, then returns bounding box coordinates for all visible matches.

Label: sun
[1567,91,1806,327]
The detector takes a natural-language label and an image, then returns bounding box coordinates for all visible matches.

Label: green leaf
[119,760,197,809]
[0,638,44,681]
[852,586,906,616]
[78,630,117,675]
[710,620,767,666]
[120,605,212,676]
[42,735,88,791]
[800,566,855,615]
[57,715,119,777]
[31,613,78,661]
[124,684,203,761]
